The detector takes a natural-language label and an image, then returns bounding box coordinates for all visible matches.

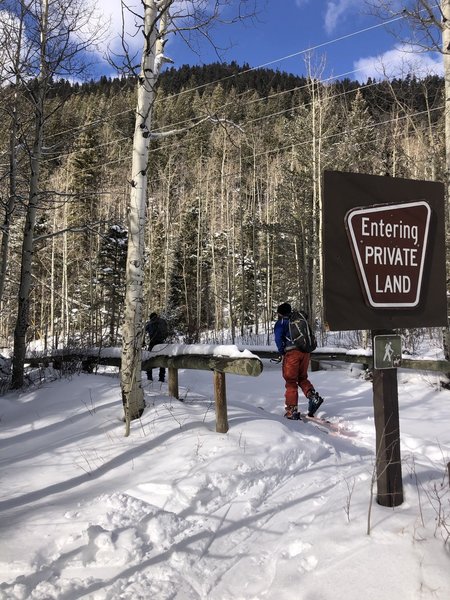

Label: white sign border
[346,200,431,308]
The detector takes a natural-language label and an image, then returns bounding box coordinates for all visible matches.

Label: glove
[270,354,282,364]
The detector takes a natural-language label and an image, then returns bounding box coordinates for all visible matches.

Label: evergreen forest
[0,62,448,351]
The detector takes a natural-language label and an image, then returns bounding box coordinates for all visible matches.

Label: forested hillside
[0,62,447,350]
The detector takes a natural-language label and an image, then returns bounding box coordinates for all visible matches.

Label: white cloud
[324,0,359,34]
[94,0,142,55]
[353,44,444,80]
[0,1,132,79]
[0,11,20,83]
[93,1,202,62]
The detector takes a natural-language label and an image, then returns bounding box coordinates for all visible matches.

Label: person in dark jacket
[145,312,168,382]
[274,302,323,420]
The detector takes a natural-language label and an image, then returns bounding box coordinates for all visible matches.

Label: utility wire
[154,14,407,100]
[37,11,441,178]
[41,68,405,164]
[46,69,442,166]
[43,13,406,142]
[64,105,443,188]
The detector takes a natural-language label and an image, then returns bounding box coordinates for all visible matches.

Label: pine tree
[168,201,212,343]
[97,224,128,345]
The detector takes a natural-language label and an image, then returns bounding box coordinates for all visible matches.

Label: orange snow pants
[282,348,314,407]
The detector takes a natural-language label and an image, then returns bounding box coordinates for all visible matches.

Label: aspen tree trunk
[0,3,25,306]
[121,1,169,430]
[196,192,202,340]
[0,110,18,305]
[220,142,235,342]
[391,109,399,177]
[265,162,275,343]
[50,212,56,348]
[316,112,324,324]
[310,76,319,323]
[289,145,303,303]
[294,236,301,300]
[62,201,69,344]
[12,0,49,388]
[251,151,259,335]
[441,0,450,196]
[442,0,450,361]
[163,169,173,308]
[40,280,45,348]
[209,169,221,335]
[146,196,154,311]
[213,136,227,334]
[239,190,245,337]
[1,96,19,305]
[309,74,325,325]
[10,0,102,379]
[89,224,95,346]
[229,187,237,343]
[211,217,219,334]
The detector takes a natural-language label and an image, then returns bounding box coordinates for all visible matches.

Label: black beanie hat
[277,302,291,316]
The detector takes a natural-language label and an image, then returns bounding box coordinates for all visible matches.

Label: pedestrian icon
[383,341,393,362]
[374,335,402,369]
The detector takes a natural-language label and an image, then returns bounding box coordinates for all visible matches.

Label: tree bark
[121,2,168,430]
[442,0,450,361]
[0,0,25,306]
[12,0,49,388]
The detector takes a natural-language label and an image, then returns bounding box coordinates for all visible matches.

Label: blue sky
[96,0,443,82]
[167,0,398,78]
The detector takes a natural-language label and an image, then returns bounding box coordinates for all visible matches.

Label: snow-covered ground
[0,354,449,599]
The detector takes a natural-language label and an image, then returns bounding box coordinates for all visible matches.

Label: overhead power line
[157,14,407,100]
[66,104,443,187]
[41,67,368,163]
[44,12,407,144]
[43,65,441,168]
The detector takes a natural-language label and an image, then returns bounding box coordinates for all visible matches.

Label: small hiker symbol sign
[373,335,402,369]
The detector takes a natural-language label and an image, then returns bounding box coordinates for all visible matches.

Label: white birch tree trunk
[121,1,169,431]
[12,0,49,388]
[308,72,325,325]
[0,0,25,306]
[0,99,18,305]
[10,0,102,382]
[196,191,203,339]
[441,0,450,360]
[50,212,56,347]
[442,0,450,211]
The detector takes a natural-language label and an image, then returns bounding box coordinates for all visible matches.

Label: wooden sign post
[372,330,403,507]
[323,170,447,508]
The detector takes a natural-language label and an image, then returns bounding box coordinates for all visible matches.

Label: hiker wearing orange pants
[274,302,324,420]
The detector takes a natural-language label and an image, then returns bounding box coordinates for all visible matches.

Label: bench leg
[214,371,229,433]
[168,367,179,399]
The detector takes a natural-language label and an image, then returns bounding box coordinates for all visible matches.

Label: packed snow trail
[0,362,449,599]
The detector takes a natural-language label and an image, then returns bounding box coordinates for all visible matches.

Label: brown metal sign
[345,201,431,308]
[323,171,446,331]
